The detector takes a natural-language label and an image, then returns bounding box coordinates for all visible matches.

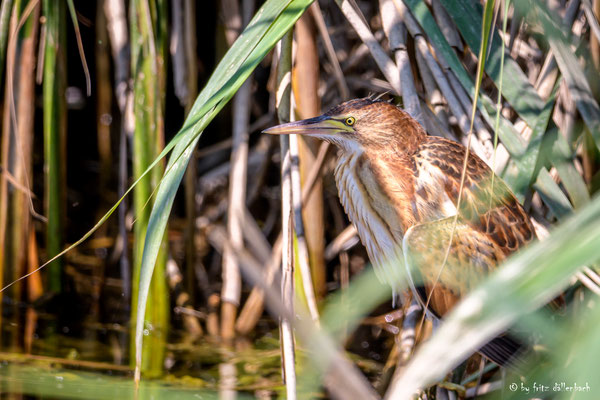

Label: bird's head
[263,98,425,153]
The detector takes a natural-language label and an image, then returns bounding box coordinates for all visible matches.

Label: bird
[263,97,537,367]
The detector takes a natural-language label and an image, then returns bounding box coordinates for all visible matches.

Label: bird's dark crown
[324,97,395,118]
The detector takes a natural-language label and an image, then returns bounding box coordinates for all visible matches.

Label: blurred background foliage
[0,0,599,398]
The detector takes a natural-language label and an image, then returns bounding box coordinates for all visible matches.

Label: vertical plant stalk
[92,1,112,321]
[95,2,112,198]
[292,13,326,303]
[182,0,198,307]
[11,0,39,314]
[221,79,251,340]
[415,49,450,131]
[235,236,282,334]
[103,0,132,302]
[25,228,43,352]
[171,0,199,323]
[0,0,14,86]
[1,0,40,334]
[43,0,66,293]
[166,258,202,336]
[379,0,422,123]
[288,135,321,323]
[220,0,255,341]
[277,31,297,399]
[129,0,169,378]
[0,11,11,328]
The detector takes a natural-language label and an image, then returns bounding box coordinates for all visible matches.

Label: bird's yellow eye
[345,116,356,126]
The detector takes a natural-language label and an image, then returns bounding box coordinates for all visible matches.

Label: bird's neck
[334,150,416,254]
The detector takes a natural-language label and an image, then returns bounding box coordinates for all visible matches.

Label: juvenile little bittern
[264,98,535,366]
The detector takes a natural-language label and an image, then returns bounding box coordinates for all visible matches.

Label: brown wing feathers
[418,137,536,255]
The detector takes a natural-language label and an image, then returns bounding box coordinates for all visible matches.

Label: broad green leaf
[134,0,314,382]
[503,83,558,198]
[545,125,591,209]
[533,168,573,220]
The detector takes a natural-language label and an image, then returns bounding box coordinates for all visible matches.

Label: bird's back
[413,136,536,256]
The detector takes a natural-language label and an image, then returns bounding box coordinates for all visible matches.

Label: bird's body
[265,98,536,365]
[334,132,535,317]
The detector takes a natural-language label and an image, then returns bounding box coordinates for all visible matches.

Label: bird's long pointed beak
[263,115,344,136]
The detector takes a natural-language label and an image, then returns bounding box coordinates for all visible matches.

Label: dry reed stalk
[220,0,254,341]
[532,0,580,115]
[182,53,199,304]
[445,70,511,170]
[293,13,327,302]
[95,2,113,195]
[379,0,422,124]
[235,236,282,335]
[1,4,40,311]
[24,185,42,354]
[171,0,199,304]
[277,30,297,399]
[419,99,455,140]
[27,227,42,301]
[92,3,111,313]
[584,0,600,63]
[206,293,220,336]
[341,29,387,72]
[288,133,321,323]
[242,207,272,263]
[335,0,402,95]
[310,3,350,100]
[103,0,132,300]
[0,0,14,83]
[166,258,203,337]
[103,0,129,111]
[445,71,492,146]
[416,50,451,131]
[591,0,600,72]
[220,79,250,339]
[431,0,462,51]
[324,225,358,261]
[221,0,241,47]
